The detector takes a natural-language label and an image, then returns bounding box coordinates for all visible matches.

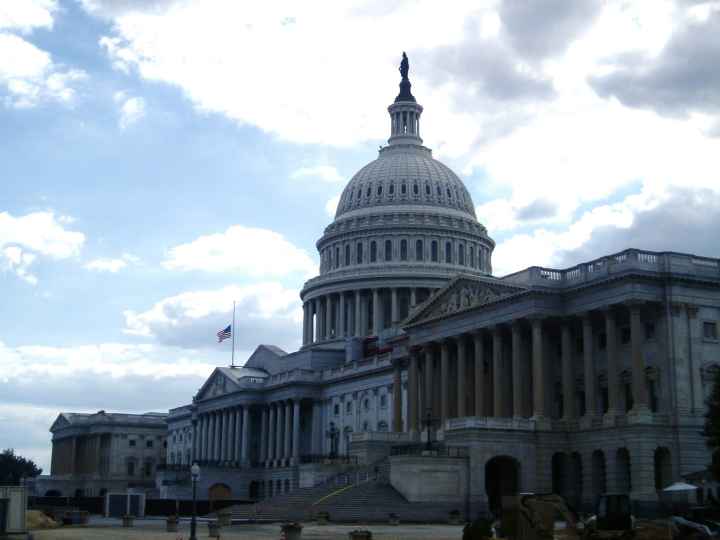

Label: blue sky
[2,0,719,471]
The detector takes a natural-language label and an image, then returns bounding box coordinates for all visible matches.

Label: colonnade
[258,400,303,467]
[303,287,431,345]
[403,304,652,434]
[194,406,250,464]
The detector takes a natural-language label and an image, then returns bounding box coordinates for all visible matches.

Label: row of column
[194,406,250,464]
[258,400,302,467]
[404,305,650,433]
[303,287,426,345]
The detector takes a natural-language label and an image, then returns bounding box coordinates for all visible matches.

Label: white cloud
[113,91,146,128]
[0,211,85,283]
[163,224,316,277]
[85,253,139,273]
[0,0,56,33]
[291,165,343,183]
[123,282,302,351]
[325,194,340,218]
[0,32,86,108]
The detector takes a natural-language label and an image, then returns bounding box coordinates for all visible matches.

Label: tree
[703,369,720,481]
[0,448,42,485]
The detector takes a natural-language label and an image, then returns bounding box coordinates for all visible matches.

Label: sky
[1,0,719,472]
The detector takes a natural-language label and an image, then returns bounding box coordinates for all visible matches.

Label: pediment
[405,275,527,326]
[196,369,240,401]
[50,414,72,432]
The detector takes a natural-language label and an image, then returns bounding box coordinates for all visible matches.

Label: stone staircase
[227,458,458,523]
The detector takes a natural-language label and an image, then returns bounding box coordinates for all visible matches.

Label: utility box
[0,486,28,534]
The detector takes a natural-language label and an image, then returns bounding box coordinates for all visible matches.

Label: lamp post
[325,424,339,459]
[421,408,437,451]
[189,462,200,540]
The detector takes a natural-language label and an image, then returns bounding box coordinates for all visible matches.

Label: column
[217,411,225,462]
[440,340,450,425]
[313,298,320,342]
[372,288,382,334]
[473,332,485,417]
[196,416,203,461]
[492,327,504,417]
[354,290,362,336]
[311,401,321,454]
[338,293,346,338]
[391,288,399,324]
[630,303,649,413]
[302,303,308,345]
[234,408,242,463]
[292,400,301,463]
[276,403,284,465]
[457,336,467,417]
[222,409,230,462]
[408,351,419,434]
[362,291,370,336]
[410,288,417,309]
[561,322,576,420]
[393,362,403,432]
[268,405,276,465]
[260,407,268,464]
[423,345,433,418]
[582,314,596,418]
[512,322,523,418]
[206,413,213,462]
[284,401,292,460]
[605,308,620,417]
[191,418,198,462]
[202,415,209,461]
[532,318,546,419]
[241,407,250,464]
[325,295,332,339]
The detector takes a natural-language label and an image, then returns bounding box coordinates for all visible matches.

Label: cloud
[78,0,182,19]
[113,91,146,129]
[0,0,56,33]
[84,253,139,272]
[291,165,343,183]
[0,33,86,108]
[589,9,720,117]
[162,224,316,277]
[325,194,341,218]
[476,197,558,232]
[0,211,85,283]
[123,282,302,351]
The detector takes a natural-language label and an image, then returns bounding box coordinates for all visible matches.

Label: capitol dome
[299,53,494,349]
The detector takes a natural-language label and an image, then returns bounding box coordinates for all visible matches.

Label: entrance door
[485,456,520,516]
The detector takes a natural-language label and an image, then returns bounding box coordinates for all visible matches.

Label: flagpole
[231,300,236,368]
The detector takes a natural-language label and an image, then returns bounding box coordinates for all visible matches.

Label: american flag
[216,325,231,343]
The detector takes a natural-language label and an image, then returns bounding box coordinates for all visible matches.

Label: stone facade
[37,411,167,497]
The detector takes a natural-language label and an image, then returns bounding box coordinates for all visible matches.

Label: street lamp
[325,424,339,459]
[421,408,437,451]
[189,462,200,540]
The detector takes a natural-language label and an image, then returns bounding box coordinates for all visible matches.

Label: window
[129,439,136,447]
[469,246,475,267]
[459,244,465,265]
[644,322,656,340]
[346,401,352,414]
[413,183,419,195]
[366,186,371,197]
[333,404,340,416]
[385,240,392,261]
[624,382,633,412]
[345,244,350,266]
[425,184,431,195]
[377,185,382,195]
[357,242,363,264]
[363,398,370,410]
[389,183,395,195]
[445,242,452,264]
[401,183,407,195]
[335,247,340,268]
[598,332,607,351]
[415,240,423,261]
[649,379,659,412]
[437,185,441,196]
[621,327,631,345]
[127,461,135,476]
[144,461,153,477]
[380,394,387,408]
[378,421,388,432]
[446,187,452,199]
[356,189,361,200]
[146,440,153,449]
[362,421,369,431]
[370,241,377,262]
[704,322,718,340]
[400,239,407,261]
[431,241,438,262]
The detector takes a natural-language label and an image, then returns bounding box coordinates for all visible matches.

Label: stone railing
[350,431,412,443]
[266,368,321,387]
[445,416,536,431]
[322,355,392,381]
[502,248,720,288]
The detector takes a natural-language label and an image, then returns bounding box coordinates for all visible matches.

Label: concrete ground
[30,517,465,539]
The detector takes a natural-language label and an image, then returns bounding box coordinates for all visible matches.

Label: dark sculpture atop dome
[395,52,415,103]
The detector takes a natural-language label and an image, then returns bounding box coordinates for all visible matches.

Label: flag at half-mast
[216,325,232,343]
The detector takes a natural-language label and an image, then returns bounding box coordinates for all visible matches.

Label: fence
[29,496,253,517]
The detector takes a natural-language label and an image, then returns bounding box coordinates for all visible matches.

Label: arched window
[401,183,407,195]
[385,240,392,261]
[445,241,453,264]
[356,189,361,200]
[377,184,382,195]
[366,186,371,197]
[370,241,377,262]
[413,183,419,195]
[416,240,424,261]
[357,242,363,264]
[431,241,438,262]
[459,244,465,265]
[470,245,475,267]
[436,185,441,196]
[425,184,431,195]
[447,187,452,199]
[345,244,350,266]
[389,183,395,195]
[335,247,340,269]
[400,239,407,261]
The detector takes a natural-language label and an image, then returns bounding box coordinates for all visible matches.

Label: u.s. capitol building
[48,56,720,516]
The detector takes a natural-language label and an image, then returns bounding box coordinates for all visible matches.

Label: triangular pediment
[405,274,527,326]
[49,413,73,432]
[195,368,241,401]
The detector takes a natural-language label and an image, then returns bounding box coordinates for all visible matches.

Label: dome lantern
[388,52,424,147]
